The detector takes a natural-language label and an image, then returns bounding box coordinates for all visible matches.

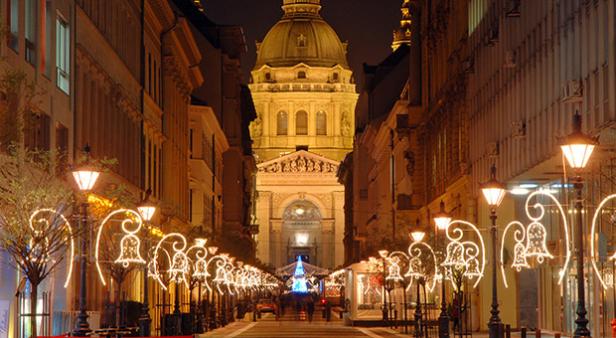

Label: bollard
[536,328,541,338]
[505,324,511,338]
[521,327,527,338]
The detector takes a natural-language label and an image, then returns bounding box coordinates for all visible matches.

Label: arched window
[296,110,308,135]
[277,111,288,135]
[316,111,327,135]
[297,71,306,79]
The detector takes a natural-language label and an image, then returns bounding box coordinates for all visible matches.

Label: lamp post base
[139,314,151,337]
[72,312,91,337]
[438,313,450,338]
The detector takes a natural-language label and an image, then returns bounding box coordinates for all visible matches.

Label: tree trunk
[30,283,38,338]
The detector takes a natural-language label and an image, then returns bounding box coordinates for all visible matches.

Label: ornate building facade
[249,0,357,269]
[0,0,256,336]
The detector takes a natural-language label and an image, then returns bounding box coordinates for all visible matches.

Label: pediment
[257,150,340,175]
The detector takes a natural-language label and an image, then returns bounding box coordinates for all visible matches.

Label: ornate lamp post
[434,201,452,338]
[137,193,156,337]
[409,221,426,338]
[561,111,597,338]
[481,164,507,338]
[71,145,101,337]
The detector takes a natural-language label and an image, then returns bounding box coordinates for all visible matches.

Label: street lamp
[71,145,101,337]
[481,164,506,338]
[561,111,597,338]
[409,221,426,338]
[138,191,156,337]
[434,200,451,338]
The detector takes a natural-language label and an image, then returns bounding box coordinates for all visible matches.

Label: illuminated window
[56,17,70,93]
[277,111,288,135]
[296,111,308,135]
[316,111,327,135]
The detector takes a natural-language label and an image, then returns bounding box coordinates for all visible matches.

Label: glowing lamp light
[481,164,506,208]
[560,112,597,169]
[72,167,100,191]
[295,206,305,215]
[410,219,425,242]
[138,204,156,222]
[433,200,452,230]
[510,188,530,196]
[72,145,100,191]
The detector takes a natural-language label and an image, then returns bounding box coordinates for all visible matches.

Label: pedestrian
[306,300,315,322]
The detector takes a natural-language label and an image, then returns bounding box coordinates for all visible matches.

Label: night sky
[202,0,402,91]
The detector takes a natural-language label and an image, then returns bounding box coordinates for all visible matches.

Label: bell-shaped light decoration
[115,233,146,267]
[434,200,452,230]
[385,258,404,282]
[405,256,424,280]
[442,242,465,268]
[168,252,188,282]
[511,241,530,272]
[481,164,506,208]
[524,222,554,264]
[464,257,482,278]
[560,111,597,169]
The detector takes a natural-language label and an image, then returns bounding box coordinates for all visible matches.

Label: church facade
[249,0,358,269]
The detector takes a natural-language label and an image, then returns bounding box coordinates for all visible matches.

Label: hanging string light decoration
[441,220,486,288]
[500,221,530,280]
[404,238,438,292]
[500,190,571,288]
[150,233,190,290]
[94,209,146,286]
[28,208,76,288]
[590,194,616,289]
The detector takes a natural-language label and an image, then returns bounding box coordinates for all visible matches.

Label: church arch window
[316,111,327,135]
[296,110,308,135]
[277,111,288,135]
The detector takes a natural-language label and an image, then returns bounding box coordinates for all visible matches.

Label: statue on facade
[341,111,352,137]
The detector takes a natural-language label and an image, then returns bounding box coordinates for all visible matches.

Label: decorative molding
[258,150,339,174]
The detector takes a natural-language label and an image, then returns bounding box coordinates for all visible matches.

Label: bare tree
[0,148,74,338]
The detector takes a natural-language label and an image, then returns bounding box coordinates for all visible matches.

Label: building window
[316,111,327,135]
[265,72,271,81]
[332,72,339,81]
[296,110,308,135]
[277,111,288,135]
[56,17,70,94]
[297,71,306,79]
[25,0,37,65]
[8,0,19,51]
[297,34,306,47]
[43,1,52,76]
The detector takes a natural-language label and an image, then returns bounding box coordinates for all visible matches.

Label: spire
[392,0,412,51]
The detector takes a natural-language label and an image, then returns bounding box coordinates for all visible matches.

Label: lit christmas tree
[291,256,308,293]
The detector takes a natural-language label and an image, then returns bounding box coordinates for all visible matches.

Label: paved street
[199,320,409,338]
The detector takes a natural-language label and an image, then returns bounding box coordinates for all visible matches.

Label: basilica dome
[254,0,349,69]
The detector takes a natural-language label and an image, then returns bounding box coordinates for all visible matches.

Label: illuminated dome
[255,0,349,69]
